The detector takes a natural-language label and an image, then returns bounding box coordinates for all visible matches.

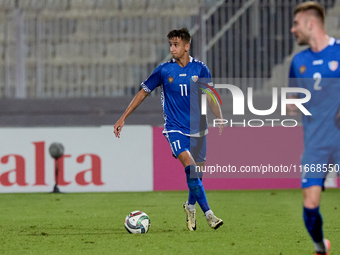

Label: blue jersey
[289,37,340,149]
[141,56,211,137]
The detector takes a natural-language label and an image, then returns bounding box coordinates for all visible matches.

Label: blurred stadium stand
[0,0,338,126]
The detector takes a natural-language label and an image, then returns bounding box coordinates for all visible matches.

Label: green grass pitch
[0,189,338,255]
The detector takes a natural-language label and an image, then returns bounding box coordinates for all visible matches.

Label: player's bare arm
[286,95,299,116]
[113,89,149,138]
[207,95,224,135]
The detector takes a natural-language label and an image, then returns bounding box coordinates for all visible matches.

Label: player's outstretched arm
[113,89,149,138]
[207,95,224,135]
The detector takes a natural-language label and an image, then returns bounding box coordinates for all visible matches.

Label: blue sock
[188,171,203,205]
[185,165,210,213]
[188,191,196,205]
[303,206,323,243]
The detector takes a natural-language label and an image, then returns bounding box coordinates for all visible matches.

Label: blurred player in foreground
[114,28,224,231]
[288,2,340,254]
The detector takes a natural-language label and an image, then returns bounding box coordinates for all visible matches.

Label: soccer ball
[124,211,150,234]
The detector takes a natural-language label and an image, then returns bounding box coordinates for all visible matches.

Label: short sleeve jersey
[289,37,340,149]
[141,56,212,137]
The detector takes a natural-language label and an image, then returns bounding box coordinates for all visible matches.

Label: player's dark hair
[167,28,191,43]
[294,1,325,24]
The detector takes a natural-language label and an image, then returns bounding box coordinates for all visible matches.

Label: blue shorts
[164,132,207,163]
[301,147,340,189]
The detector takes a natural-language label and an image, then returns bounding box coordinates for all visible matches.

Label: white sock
[188,203,195,211]
[314,239,326,253]
[204,210,213,218]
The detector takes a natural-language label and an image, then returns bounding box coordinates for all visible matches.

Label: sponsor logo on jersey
[191,75,198,82]
[312,59,323,65]
[168,76,174,83]
[299,65,306,74]
[179,74,186,76]
[328,61,338,71]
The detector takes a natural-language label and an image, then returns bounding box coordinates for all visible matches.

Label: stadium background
[0,0,339,193]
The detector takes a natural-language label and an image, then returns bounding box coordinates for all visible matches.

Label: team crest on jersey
[191,75,198,82]
[299,65,306,74]
[328,61,338,71]
[168,76,174,83]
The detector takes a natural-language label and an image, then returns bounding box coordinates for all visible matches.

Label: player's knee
[302,185,322,209]
[303,198,320,209]
[185,165,199,179]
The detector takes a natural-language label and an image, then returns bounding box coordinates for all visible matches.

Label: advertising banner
[0,126,153,193]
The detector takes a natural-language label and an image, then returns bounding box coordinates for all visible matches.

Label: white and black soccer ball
[124,211,150,234]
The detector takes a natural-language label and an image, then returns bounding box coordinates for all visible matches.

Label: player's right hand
[286,104,298,116]
[114,119,124,138]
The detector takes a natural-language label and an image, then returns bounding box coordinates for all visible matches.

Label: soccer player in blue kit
[288,2,340,254]
[114,28,224,231]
